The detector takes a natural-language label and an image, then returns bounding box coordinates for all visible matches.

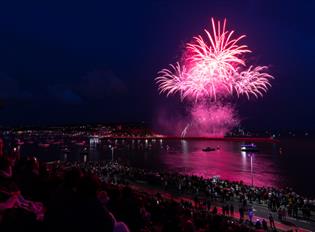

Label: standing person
[194,195,199,208]
[164,180,168,190]
[248,192,252,203]
[262,219,268,231]
[0,156,41,231]
[242,198,247,209]
[224,204,228,215]
[288,205,293,217]
[269,213,275,229]
[293,204,298,218]
[239,207,244,221]
[282,207,287,221]
[0,138,3,157]
[206,198,211,211]
[225,204,230,216]
[248,208,254,223]
[230,204,234,217]
[0,156,20,213]
[277,207,282,221]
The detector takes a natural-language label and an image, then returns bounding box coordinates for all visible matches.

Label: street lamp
[109,145,114,161]
[241,151,254,187]
[249,153,254,187]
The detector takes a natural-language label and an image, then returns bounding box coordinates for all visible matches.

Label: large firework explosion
[156,18,273,102]
[155,18,273,137]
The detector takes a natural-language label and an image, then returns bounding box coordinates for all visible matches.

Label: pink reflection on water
[161,140,280,188]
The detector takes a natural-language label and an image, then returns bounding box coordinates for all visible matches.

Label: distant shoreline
[105,136,280,143]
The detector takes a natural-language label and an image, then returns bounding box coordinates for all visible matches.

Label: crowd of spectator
[0,155,313,231]
[71,160,314,220]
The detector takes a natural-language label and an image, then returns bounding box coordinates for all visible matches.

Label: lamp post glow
[111,147,114,161]
[250,153,254,187]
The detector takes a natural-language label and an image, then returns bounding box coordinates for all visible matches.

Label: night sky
[0,1,314,130]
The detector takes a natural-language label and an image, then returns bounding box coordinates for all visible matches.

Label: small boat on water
[81,147,88,154]
[62,146,70,153]
[75,141,86,146]
[241,144,259,152]
[38,143,50,148]
[202,147,216,152]
[16,139,24,145]
[52,140,63,145]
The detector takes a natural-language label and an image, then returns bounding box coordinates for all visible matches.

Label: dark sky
[0,0,314,130]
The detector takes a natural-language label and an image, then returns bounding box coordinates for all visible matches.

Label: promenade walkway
[128,182,315,232]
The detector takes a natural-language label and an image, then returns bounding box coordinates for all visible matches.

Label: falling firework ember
[188,103,239,137]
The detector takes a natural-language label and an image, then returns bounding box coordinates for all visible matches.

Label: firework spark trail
[156,63,187,99]
[156,18,273,101]
[155,18,274,137]
[181,123,191,138]
[233,66,273,99]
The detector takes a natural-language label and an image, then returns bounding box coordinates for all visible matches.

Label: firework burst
[234,66,273,99]
[156,18,273,101]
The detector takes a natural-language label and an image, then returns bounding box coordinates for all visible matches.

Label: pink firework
[156,62,209,101]
[156,18,273,101]
[189,103,239,137]
[234,66,273,99]
[156,62,188,100]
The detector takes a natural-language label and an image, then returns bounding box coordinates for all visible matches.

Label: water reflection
[160,140,277,188]
[18,138,315,195]
[181,140,189,155]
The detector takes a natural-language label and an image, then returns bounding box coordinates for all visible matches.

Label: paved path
[127,182,315,232]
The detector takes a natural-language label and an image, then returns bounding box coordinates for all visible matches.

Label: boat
[52,140,63,145]
[241,144,259,152]
[75,141,86,146]
[202,147,216,152]
[38,143,50,148]
[62,146,71,154]
[16,139,24,145]
[81,146,88,154]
